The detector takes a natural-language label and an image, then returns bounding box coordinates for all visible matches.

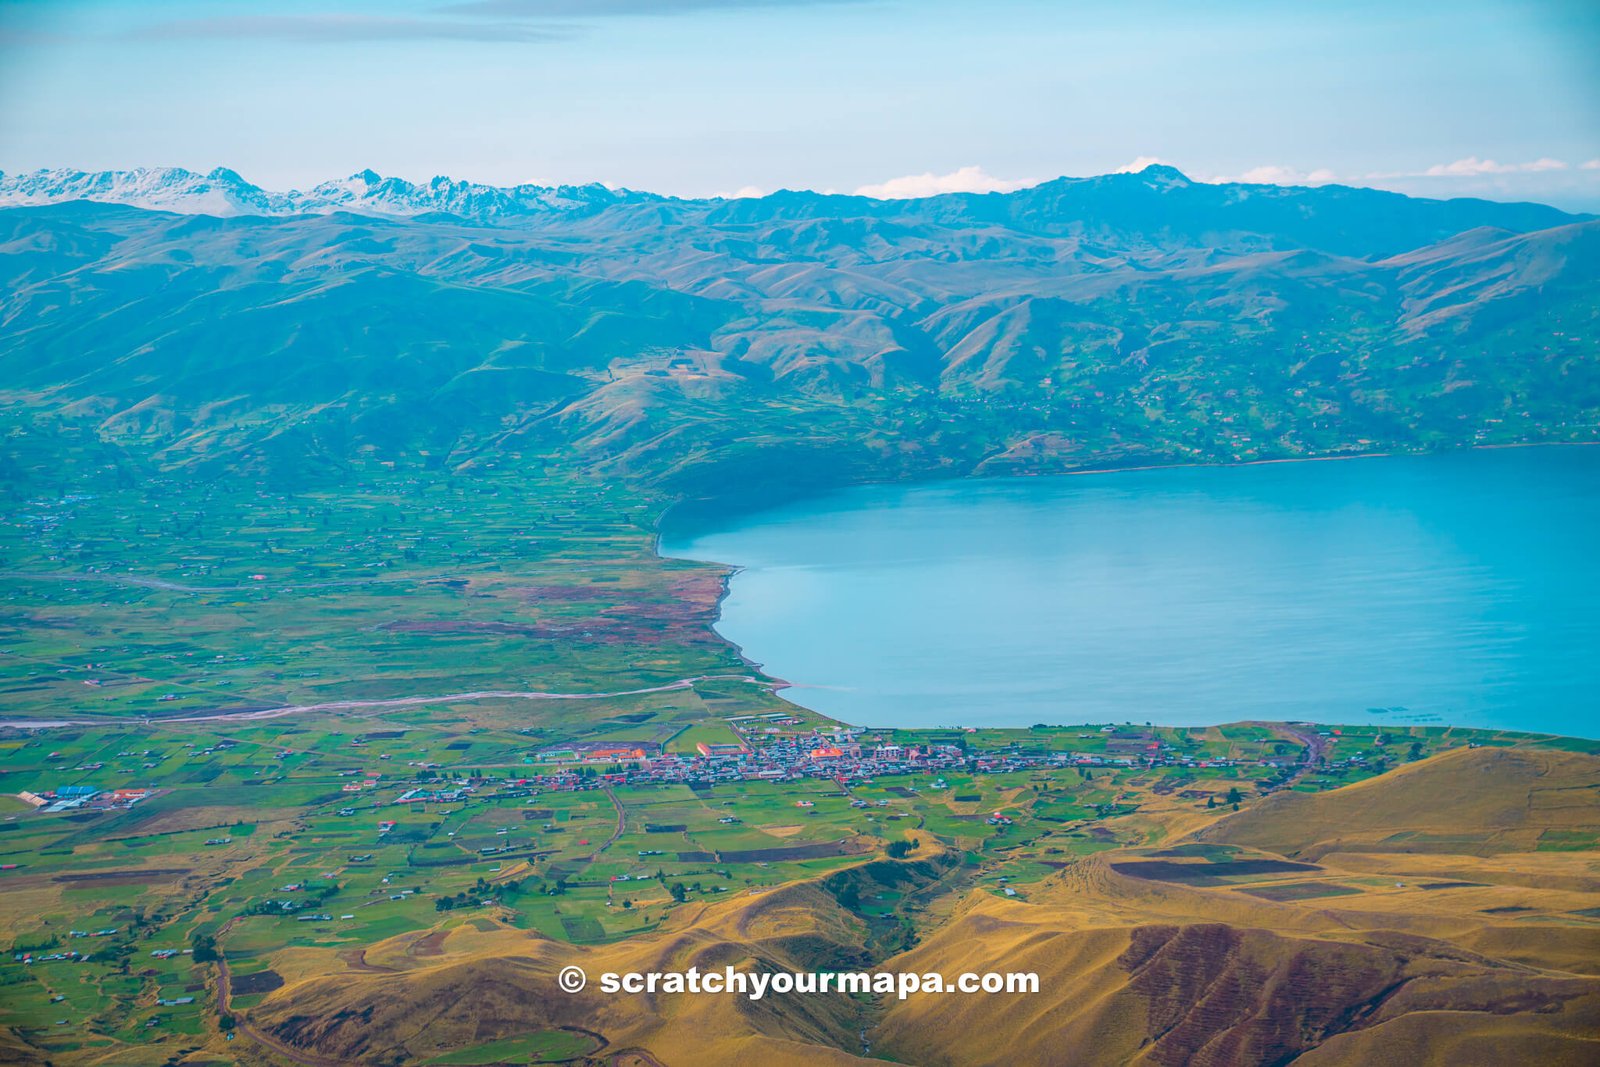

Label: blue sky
[1,0,1597,207]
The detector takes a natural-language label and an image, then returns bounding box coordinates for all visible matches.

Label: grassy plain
[3,430,1598,1066]
[2,693,1594,1065]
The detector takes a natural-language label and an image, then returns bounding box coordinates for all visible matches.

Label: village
[391,719,1332,803]
[8,715,1382,838]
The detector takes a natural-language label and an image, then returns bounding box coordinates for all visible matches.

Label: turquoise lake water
[661,447,1600,737]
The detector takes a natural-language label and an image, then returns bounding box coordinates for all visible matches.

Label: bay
[661,447,1600,737]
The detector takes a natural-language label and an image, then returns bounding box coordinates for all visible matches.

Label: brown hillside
[224,753,1600,1067]
[1199,746,1600,860]
[870,747,1600,1066]
[249,879,883,1066]
[871,878,1600,1067]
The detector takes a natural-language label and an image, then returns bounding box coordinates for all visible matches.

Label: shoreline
[664,440,1600,537]
[5,711,1590,746]
[1028,439,1600,482]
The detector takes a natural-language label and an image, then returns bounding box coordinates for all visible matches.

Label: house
[543,740,662,762]
[583,745,652,762]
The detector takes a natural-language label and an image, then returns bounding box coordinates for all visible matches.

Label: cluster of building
[506,728,1248,791]
[13,949,94,964]
[17,786,152,813]
[537,740,664,763]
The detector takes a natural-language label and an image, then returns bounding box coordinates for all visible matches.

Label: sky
[1,0,1598,208]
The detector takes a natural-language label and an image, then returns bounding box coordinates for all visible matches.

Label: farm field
[3,429,1599,1066]
[3,681,1596,1065]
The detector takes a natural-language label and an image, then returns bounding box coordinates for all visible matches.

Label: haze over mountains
[3,164,1596,516]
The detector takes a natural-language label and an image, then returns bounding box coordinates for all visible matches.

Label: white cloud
[854,165,1037,200]
[1198,164,1339,186]
[1423,156,1569,177]
[1219,165,1338,185]
[1113,155,1175,174]
[1425,157,1505,176]
[720,184,765,199]
[1580,159,1600,171]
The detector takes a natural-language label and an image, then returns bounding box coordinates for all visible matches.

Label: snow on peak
[0,167,652,223]
[0,166,279,215]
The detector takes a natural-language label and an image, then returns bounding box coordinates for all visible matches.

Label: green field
[4,419,1597,1065]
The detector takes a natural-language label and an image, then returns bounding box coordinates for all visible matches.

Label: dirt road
[1,673,774,730]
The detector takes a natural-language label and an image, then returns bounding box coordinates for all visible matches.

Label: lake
[660,447,1600,737]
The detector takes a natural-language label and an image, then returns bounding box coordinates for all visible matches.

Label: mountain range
[0,166,645,221]
[2,165,1596,517]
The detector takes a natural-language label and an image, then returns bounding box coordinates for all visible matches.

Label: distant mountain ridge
[0,164,1584,244]
[1,164,1595,515]
[0,165,649,221]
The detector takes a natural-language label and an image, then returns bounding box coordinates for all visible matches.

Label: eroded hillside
[3,168,1596,519]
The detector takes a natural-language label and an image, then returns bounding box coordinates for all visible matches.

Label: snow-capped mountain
[0,166,651,223]
[0,167,287,216]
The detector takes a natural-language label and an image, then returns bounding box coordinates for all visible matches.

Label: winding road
[162,675,773,723]
[0,674,775,730]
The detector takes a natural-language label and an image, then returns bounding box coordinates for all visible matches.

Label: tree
[669,883,687,903]
[886,840,913,859]
[1206,795,1216,809]
[191,933,218,963]
[1225,787,1242,806]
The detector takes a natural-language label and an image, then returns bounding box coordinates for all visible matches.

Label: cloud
[720,185,766,199]
[1118,157,1339,186]
[1208,164,1339,185]
[1423,156,1570,177]
[125,15,572,44]
[1198,157,1588,190]
[854,166,1038,200]
[1113,156,1176,173]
